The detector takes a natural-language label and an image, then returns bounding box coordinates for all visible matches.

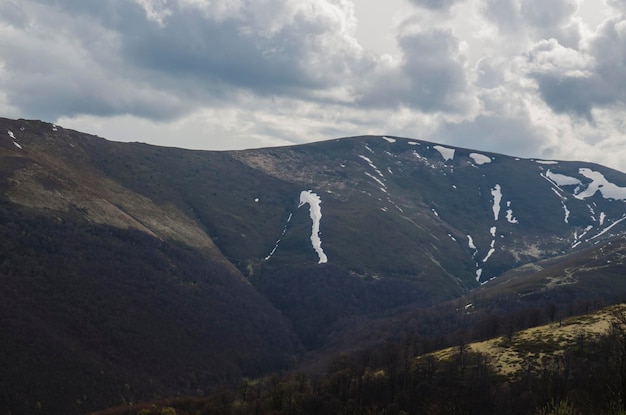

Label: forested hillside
[90,305,626,415]
[2,117,626,414]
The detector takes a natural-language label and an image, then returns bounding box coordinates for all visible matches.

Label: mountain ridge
[5,117,626,283]
[2,116,626,413]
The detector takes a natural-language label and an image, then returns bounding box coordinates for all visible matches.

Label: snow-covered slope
[232,135,626,286]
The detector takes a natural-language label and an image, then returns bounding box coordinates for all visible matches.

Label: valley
[1,117,626,414]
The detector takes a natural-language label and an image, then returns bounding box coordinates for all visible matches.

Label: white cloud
[526,16,626,119]
[135,0,172,26]
[2,0,626,174]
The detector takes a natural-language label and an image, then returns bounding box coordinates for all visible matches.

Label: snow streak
[490,185,502,221]
[264,213,293,261]
[299,190,328,264]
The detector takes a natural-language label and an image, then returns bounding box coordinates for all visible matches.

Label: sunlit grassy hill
[430,304,622,379]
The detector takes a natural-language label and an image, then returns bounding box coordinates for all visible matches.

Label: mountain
[307,233,626,367]
[0,119,301,414]
[1,117,626,413]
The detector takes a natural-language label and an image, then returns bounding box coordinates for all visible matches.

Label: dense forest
[91,306,626,415]
[0,202,298,415]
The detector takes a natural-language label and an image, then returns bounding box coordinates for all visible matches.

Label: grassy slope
[430,304,621,378]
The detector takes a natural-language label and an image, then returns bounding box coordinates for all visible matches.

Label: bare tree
[609,305,626,411]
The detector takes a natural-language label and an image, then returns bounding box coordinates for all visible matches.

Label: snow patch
[505,210,517,224]
[546,170,582,186]
[434,145,455,161]
[482,251,495,263]
[413,151,425,161]
[536,160,558,165]
[482,245,496,263]
[575,168,626,200]
[600,212,606,226]
[299,191,328,264]
[467,235,479,258]
[469,153,491,165]
[506,201,518,224]
[490,185,502,221]
[475,269,483,281]
[408,141,420,146]
[490,226,496,237]
[467,235,477,250]
[432,209,439,217]
[8,130,22,149]
[382,136,396,143]
[254,198,259,203]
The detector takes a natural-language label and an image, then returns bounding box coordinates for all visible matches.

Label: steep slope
[5,119,626,291]
[231,136,626,346]
[0,119,301,414]
[232,136,626,283]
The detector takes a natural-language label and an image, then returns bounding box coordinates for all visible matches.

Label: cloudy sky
[1,0,626,171]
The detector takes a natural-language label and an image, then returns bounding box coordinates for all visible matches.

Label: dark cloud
[521,0,581,48]
[120,10,324,93]
[358,29,471,113]
[435,114,547,159]
[482,0,580,47]
[532,75,608,120]
[0,0,480,122]
[0,0,364,121]
[407,0,460,11]
[0,1,190,121]
[0,1,29,28]
[528,18,626,119]
[520,0,577,29]
[66,0,350,91]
